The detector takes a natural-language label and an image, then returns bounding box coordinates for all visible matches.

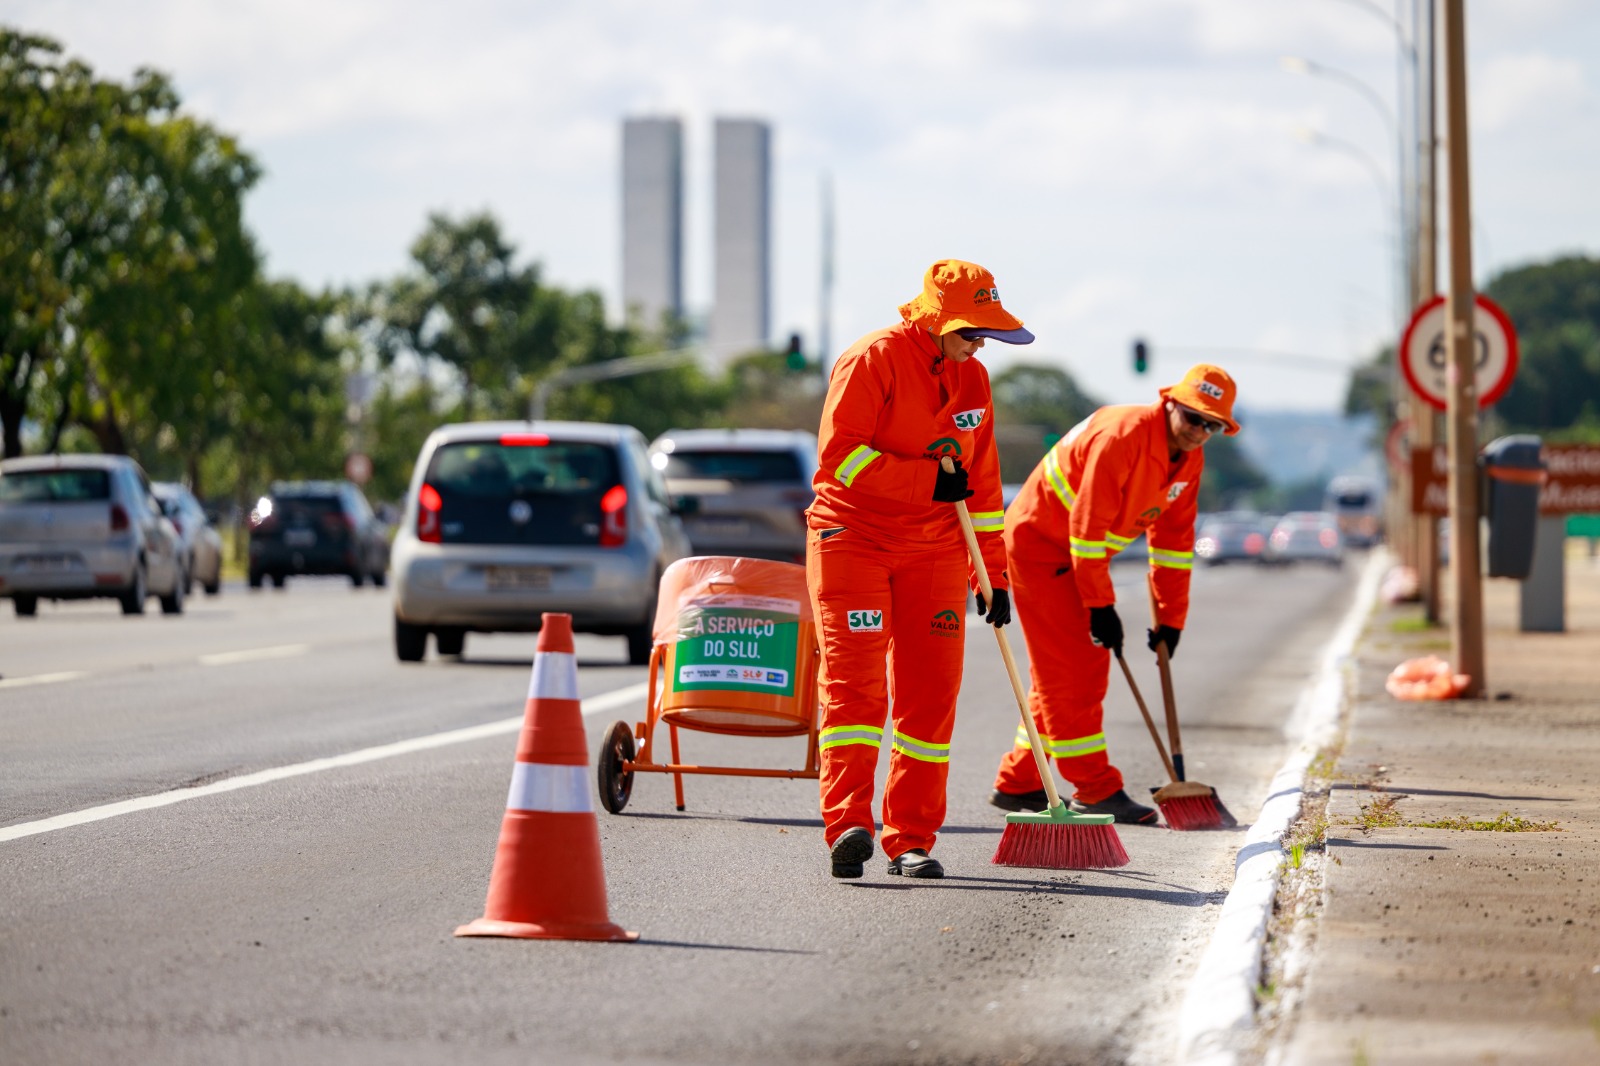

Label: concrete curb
[1174,549,1388,1066]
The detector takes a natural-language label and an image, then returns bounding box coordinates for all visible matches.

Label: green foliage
[1487,256,1600,435]
[989,363,1101,481]
[1197,433,1269,512]
[1344,345,1393,424]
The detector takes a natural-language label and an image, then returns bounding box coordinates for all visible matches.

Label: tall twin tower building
[621,117,771,362]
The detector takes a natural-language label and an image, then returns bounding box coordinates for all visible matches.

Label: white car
[0,454,186,616]
[154,482,224,596]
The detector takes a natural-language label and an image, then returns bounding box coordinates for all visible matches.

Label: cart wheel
[597,720,636,814]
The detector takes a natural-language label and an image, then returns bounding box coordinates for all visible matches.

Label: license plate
[485,565,552,591]
[16,554,75,572]
[694,517,750,537]
[283,529,316,547]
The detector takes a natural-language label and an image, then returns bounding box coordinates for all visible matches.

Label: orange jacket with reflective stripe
[809,322,1008,593]
[1005,402,1201,626]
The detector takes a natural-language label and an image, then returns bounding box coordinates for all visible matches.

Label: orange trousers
[806,524,968,859]
[992,553,1125,804]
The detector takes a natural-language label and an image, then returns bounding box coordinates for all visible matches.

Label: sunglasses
[1175,405,1225,435]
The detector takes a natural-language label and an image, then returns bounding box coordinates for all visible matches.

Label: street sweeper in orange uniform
[989,364,1241,824]
[807,259,1032,880]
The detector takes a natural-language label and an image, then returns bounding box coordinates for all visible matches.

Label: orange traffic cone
[455,613,638,942]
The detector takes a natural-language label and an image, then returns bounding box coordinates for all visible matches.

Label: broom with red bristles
[943,459,1128,870]
[1133,576,1236,830]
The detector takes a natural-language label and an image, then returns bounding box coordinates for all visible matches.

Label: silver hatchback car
[0,454,186,616]
[648,427,818,564]
[390,421,692,664]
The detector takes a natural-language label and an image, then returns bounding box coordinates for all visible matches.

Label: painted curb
[1174,549,1388,1065]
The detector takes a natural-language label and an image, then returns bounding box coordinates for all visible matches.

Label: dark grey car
[649,428,818,564]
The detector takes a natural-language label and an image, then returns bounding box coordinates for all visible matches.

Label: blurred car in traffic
[648,428,817,563]
[248,480,389,589]
[390,421,691,664]
[1260,511,1345,567]
[1194,511,1270,565]
[1323,474,1383,548]
[154,482,223,595]
[0,454,186,616]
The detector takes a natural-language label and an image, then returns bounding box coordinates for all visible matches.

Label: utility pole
[1414,0,1442,623]
[1442,0,1485,696]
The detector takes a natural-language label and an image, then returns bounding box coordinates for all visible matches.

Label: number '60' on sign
[1398,293,1519,412]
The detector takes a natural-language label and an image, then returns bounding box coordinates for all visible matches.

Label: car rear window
[424,439,621,545]
[0,468,112,502]
[661,450,803,482]
[272,495,342,521]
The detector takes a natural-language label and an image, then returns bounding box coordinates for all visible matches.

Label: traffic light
[784,333,805,371]
[1132,339,1149,375]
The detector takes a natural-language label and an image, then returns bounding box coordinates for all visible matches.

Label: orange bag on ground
[1385,655,1471,701]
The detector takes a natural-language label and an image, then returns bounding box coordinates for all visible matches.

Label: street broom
[943,459,1128,870]
[1132,573,1235,830]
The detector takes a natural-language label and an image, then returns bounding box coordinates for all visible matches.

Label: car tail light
[417,483,443,543]
[170,517,184,536]
[110,503,130,532]
[1195,536,1217,558]
[499,433,550,447]
[599,484,628,547]
[1320,528,1338,549]
[1244,532,1265,554]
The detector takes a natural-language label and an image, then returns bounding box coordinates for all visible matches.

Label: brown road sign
[1412,443,1600,515]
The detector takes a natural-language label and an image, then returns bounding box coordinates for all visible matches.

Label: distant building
[710,118,771,362]
[621,117,683,330]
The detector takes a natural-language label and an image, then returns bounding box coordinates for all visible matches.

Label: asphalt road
[1,559,1361,1066]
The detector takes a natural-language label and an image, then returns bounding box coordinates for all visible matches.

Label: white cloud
[1474,52,1587,131]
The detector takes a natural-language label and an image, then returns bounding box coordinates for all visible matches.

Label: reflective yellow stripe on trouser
[1150,548,1194,571]
[820,724,884,750]
[1014,725,1108,758]
[891,730,951,764]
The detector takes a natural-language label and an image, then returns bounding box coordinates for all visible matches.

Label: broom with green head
[943,459,1129,870]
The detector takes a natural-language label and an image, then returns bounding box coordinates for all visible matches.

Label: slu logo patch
[930,609,962,639]
[924,437,963,459]
[1167,481,1189,502]
[847,610,884,632]
[953,409,985,431]
[1197,380,1224,400]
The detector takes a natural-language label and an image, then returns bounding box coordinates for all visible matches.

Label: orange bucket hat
[1160,364,1240,436]
[898,259,1034,344]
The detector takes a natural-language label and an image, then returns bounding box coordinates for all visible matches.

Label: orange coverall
[993,402,1201,803]
[807,321,1008,859]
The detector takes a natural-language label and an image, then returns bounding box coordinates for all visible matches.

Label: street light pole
[1442,0,1485,697]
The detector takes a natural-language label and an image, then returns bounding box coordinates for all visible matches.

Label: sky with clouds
[6,0,1597,413]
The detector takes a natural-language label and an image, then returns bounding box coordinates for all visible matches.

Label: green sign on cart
[1568,515,1600,537]
[671,599,800,698]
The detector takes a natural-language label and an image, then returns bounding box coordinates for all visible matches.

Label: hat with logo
[1160,364,1240,436]
[898,260,1034,344]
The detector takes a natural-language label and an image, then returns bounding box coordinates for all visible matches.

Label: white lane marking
[1173,549,1385,1066]
[0,681,649,843]
[198,644,311,666]
[0,671,88,691]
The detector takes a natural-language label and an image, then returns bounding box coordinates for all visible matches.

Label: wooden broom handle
[1117,652,1178,782]
[942,456,1063,812]
[1148,572,1185,780]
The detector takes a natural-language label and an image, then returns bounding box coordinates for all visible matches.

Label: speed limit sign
[1398,293,1518,411]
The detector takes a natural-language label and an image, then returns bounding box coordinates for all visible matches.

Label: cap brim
[954,326,1035,345]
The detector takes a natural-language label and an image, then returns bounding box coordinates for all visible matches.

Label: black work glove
[975,587,1011,627]
[1088,604,1123,653]
[1147,624,1182,659]
[931,460,974,503]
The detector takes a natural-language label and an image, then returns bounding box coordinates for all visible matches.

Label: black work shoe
[887,849,945,879]
[830,827,874,879]
[989,788,1050,813]
[1069,789,1159,825]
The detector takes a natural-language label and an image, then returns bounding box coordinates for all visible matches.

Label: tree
[1487,256,1600,438]
[989,363,1102,482]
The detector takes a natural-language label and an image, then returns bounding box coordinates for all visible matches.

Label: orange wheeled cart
[597,556,820,813]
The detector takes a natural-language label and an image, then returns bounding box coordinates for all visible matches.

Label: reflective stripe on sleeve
[528,652,580,700]
[1043,448,1078,510]
[819,724,884,750]
[1070,537,1108,560]
[834,445,882,487]
[1150,548,1194,571]
[891,730,951,764]
[507,762,592,813]
[969,510,1005,533]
